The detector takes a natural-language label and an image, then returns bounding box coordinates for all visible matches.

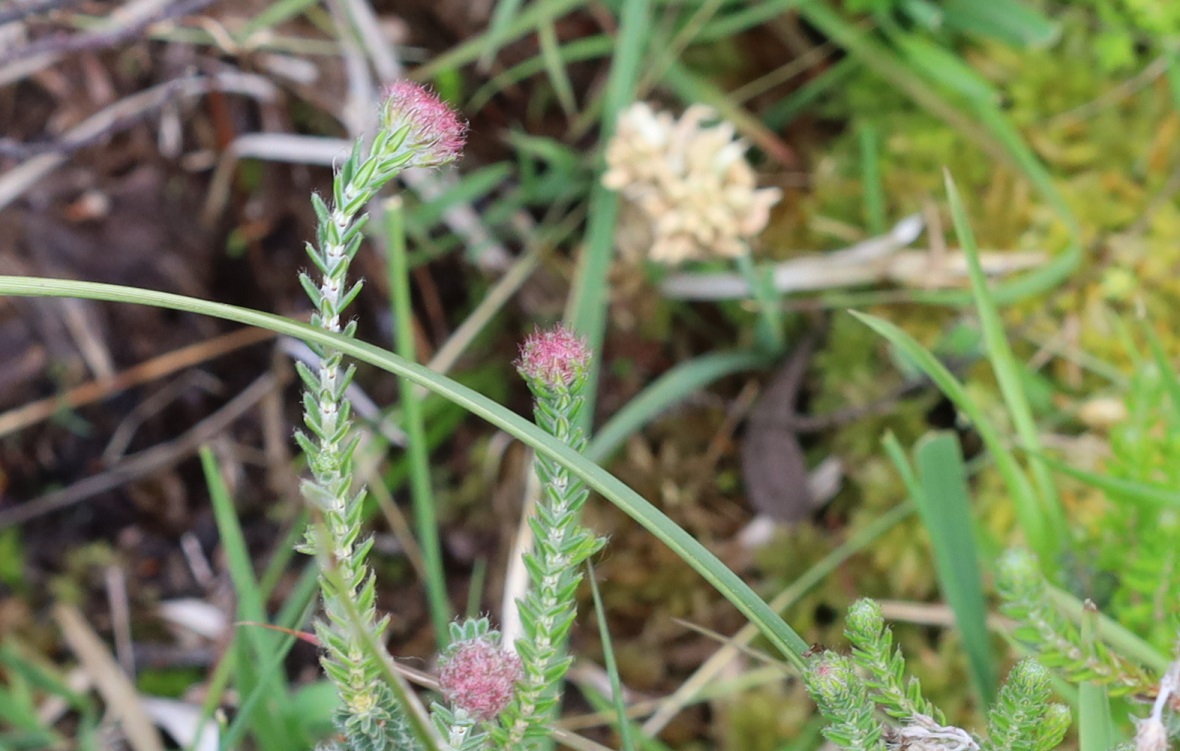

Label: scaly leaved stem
[295,81,464,751]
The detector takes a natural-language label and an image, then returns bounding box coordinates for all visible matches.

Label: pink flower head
[380,81,466,168]
[516,324,591,390]
[437,638,523,722]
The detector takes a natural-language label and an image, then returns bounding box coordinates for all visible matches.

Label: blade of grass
[944,173,1067,549]
[2,642,93,746]
[273,560,323,633]
[850,310,1055,568]
[661,62,793,164]
[859,123,885,235]
[763,56,860,130]
[0,275,812,668]
[200,446,300,751]
[798,1,1003,160]
[587,560,635,751]
[385,197,451,646]
[635,0,727,103]
[220,579,322,748]
[204,563,320,751]
[886,27,998,102]
[641,501,914,736]
[468,36,613,114]
[696,0,807,43]
[735,251,786,351]
[413,0,584,83]
[219,629,303,751]
[887,431,996,704]
[187,639,235,751]
[565,0,652,433]
[939,0,1059,47]
[587,349,772,463]
[405,163,514,229]
[478,0,527,71]
[1036,455,1180,509]
[965,104,1082,296]
[798,1,1074,224]
[538,15,578,117]
[1166,45,1180,110]
[1138,313,1180,417]
[578,685,676,751]
[256,509,309,601]
[1078,604,1116,751]
[240,0,320,37]
[465,559,487,619]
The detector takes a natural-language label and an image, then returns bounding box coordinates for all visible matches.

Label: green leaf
[587,349,771,463]
[201,447,303,751]
[852,310,1051,566]
[911,432,995,704]
[566,0,653,432]
[1078,606,1115,751]
[384,199,451,646]
[0,275,812,669]
[1036,455,1180,509]
[940,0,1059,47]
[891,30,998,101]
[945,172,1066,562]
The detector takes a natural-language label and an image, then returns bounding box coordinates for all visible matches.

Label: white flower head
[602,101,782,266]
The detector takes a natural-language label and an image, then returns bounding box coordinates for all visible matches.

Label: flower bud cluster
[602,102,782,265]
[380,81,467,169]
[515,324,591,394]
[438,636,523,722]
[495,325,603,748]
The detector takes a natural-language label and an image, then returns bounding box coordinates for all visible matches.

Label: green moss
[716,681,814,751]
[695,6,1180,747]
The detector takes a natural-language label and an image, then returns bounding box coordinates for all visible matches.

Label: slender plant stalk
[293,82,464,751]
[493,326,604,749]
[385,196,452,645]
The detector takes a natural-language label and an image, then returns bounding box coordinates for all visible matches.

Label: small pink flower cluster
[515,324,592,391]
[380,81,467,168]
[438,637,523,722]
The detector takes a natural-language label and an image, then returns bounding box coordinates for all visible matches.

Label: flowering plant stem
[806,599,1071,751]
[294,82,464,750]
[493,327,605,749]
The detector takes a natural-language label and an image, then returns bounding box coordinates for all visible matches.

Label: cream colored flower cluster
[602,102,782,265]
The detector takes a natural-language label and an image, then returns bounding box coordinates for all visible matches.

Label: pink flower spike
[516,324,592,390]
[380,81,467,167]
[438,638,523,722]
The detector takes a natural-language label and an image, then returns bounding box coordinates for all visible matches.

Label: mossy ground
[625,7,1180,745]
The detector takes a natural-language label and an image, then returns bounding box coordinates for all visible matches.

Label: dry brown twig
[0,326,274,439]
[0,72,278,210]
[0,0,214,68]
[0,370,283,528]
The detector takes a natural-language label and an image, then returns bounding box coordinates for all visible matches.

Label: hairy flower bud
[438,638,523,722]
[515,324,591,391]
[380,81,466,168]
